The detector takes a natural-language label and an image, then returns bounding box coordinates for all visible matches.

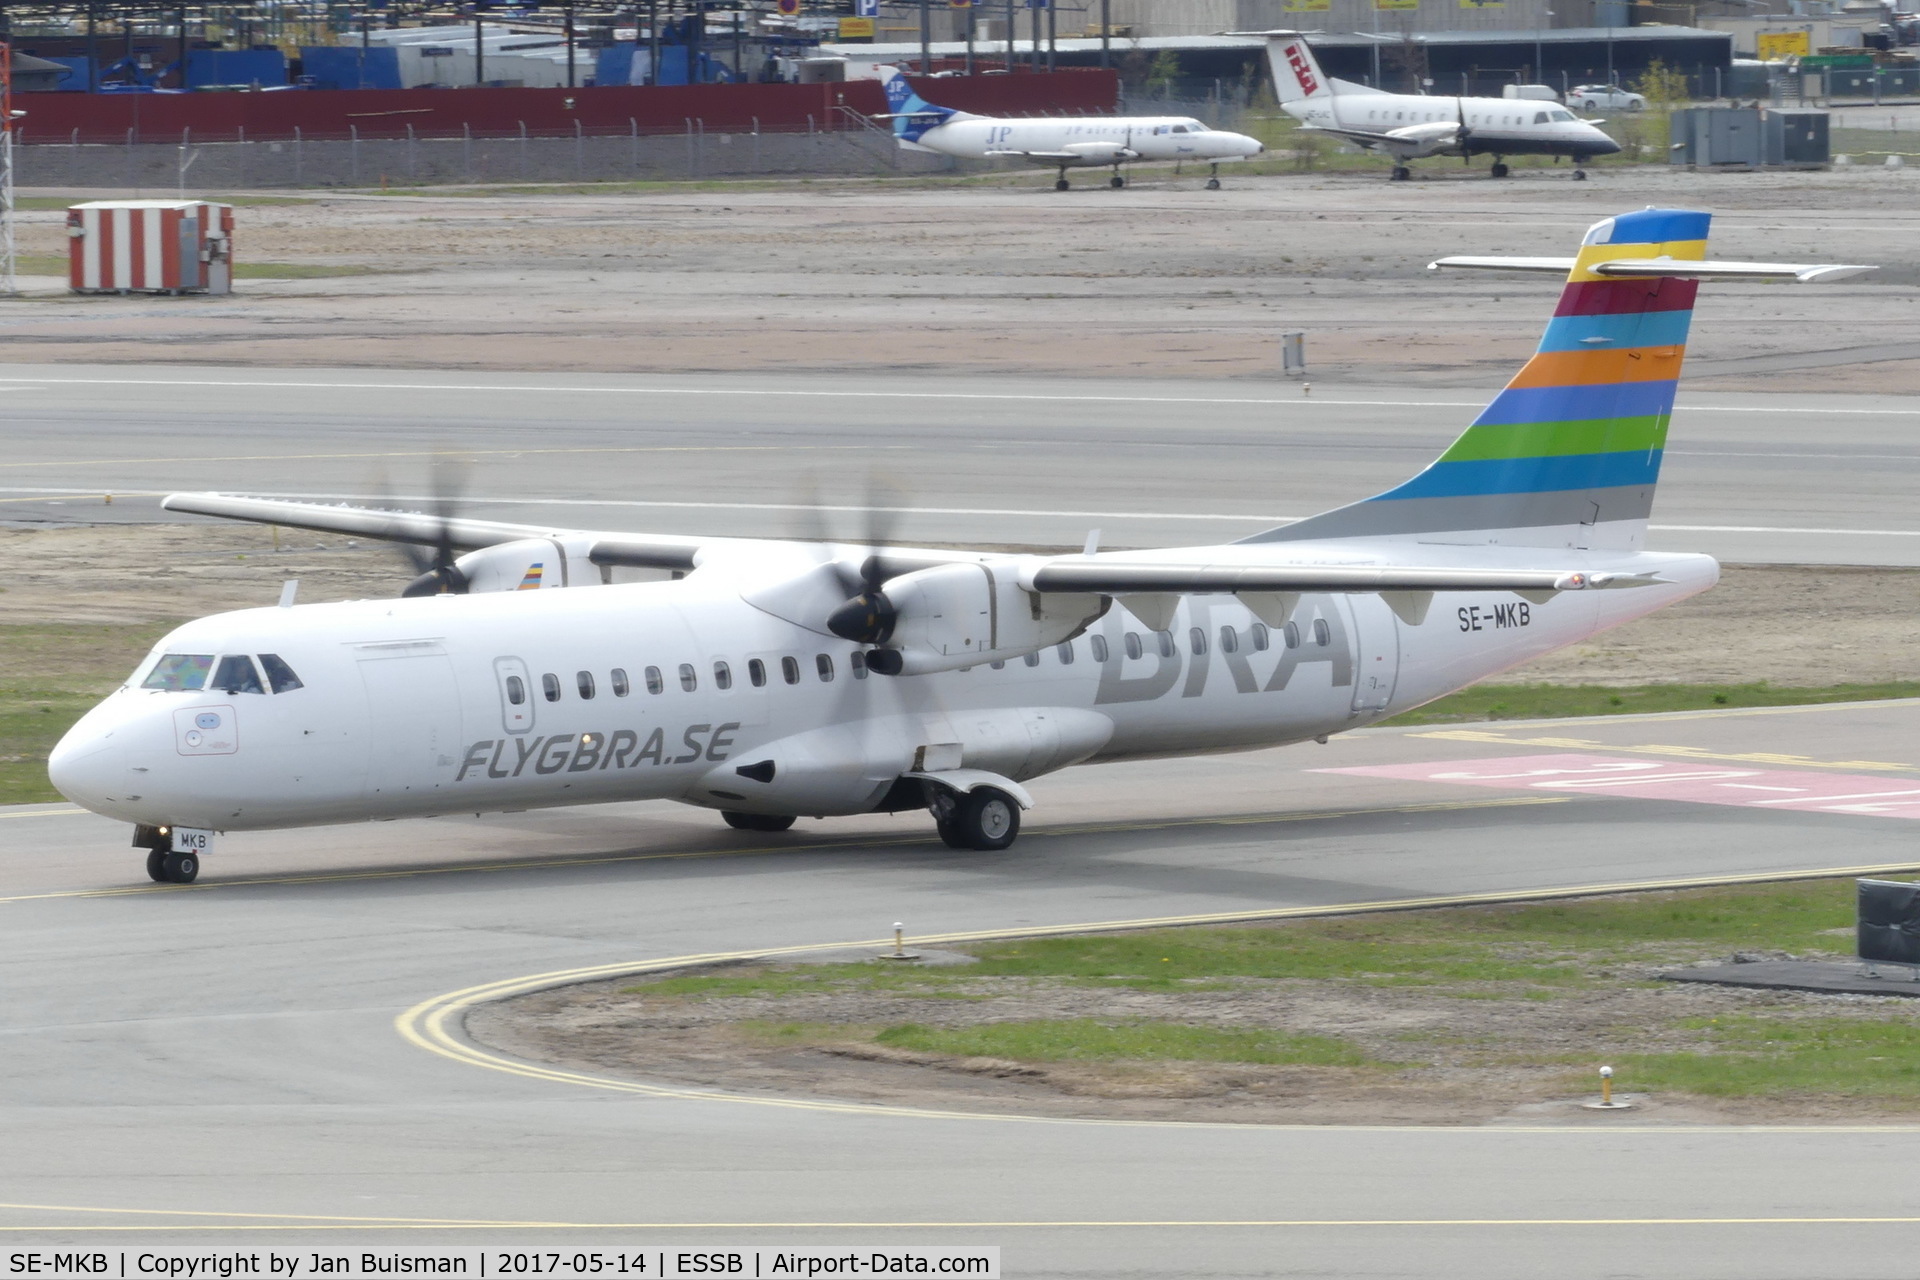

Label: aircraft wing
[1431,256,1876,283]
[160,493,708,569]
[984,148,1141,161]
[1023,560,1638,595]
[1296,124,1403,148]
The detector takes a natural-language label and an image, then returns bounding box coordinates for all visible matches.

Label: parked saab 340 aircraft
[878,66,1264,189]
[50,209,1871,883]
[1262,34,1620,181]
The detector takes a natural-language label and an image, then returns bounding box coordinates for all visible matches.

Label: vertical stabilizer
[1267,36,1333,105]
[1245,208,1709,552]
[879,66,959,144]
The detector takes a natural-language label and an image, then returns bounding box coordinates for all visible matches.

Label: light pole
[1535,7,1554,86]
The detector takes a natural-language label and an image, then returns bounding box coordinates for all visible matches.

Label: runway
[2,364,1917,565]
[7,698,1920,1276]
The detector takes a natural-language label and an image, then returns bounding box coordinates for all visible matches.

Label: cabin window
[1284,621,1301,649]
[505,675,526,705]
[816,653,835,682]
[1534,111,1549,124]
[1123,632,1143,661]
[645,665,664,695]
[678,663,697,692]
[1090,634,1109,663]
[782,656,801,685]
[259,653,304,694]
[748,658,767,687]
[611,667,630,697]
[542,672,562,702]
[1219,625,1239,654]
[577,670,596,699]
[714,660,732,691]
[1251,623,1270,652]
[143,653,214,691]
[1189,627,1207,656]
[852,650,868,679]
[212,655,264,695]
[1313,618,1332,647]
[1056,641,1074,665]
[1156,630,1175,658]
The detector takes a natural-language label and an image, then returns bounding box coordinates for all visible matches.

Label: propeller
[806,472,907,653]
[1458,96,1472,164]
[383,458,473,598]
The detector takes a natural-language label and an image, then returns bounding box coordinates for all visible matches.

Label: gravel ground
[6,166,1920,390]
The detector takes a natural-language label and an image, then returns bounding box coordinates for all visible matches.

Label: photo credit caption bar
[4,1252,999,1280]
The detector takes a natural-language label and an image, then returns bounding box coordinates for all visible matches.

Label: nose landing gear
[1390,164,1412,182]
[1205,161,1222,190]
[1490,160,1511,178]
[135,823,204,884]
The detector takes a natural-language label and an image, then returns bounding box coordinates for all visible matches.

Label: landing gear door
[494,656,534,734]
[1345,596,1399,714]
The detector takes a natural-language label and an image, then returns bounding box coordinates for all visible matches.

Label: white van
[1502,84,1561,101]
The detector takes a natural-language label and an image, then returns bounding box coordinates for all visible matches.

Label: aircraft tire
[721,811,796,833]
[161,851,199,884]
[1389,166,1411,182]
[1490,162,1510,178]
[1205,177,1221,190]
[1572,168,1588,181]
[1109,174,1125,189]
[947,787,1021,851]
[1054,178,1070,191]
[146,849,168,882]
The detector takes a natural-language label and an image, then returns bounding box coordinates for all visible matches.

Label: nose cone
[48,695,169,821]
[1589,128,1623,155]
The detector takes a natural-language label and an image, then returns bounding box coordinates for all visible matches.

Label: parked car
[1569,84,1647,111]
[1502,83,1561,101]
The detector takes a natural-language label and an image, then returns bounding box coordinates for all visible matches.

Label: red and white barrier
[66,200,234,295]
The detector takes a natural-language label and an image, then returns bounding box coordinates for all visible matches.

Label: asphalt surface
[7,699,1920,1276]
[2,364,1918,565]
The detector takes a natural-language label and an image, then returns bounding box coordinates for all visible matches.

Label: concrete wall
[1102,0,1553,38]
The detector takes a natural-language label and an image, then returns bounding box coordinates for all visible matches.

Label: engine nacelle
[449,537,603,593]
[868,561,1107,677]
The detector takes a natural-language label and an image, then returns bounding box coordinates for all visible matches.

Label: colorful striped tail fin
[1249,208,1708,551]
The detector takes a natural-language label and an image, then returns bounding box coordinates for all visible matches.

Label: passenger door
[1345,597,1400,714]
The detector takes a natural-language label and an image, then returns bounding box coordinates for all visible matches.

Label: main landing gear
[1490,160,1511,178]
[930,786,1021,852]
[1390,164,1412,182]
[721,811,796,832]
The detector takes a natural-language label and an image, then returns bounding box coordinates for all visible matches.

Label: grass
[0,621,179,805]
[620,881,1920,1100]
[1381,680,1920,726]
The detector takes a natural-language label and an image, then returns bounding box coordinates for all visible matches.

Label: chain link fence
[15,120,959,189]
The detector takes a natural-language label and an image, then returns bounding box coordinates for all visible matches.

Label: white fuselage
[914,114,1264,167]
[1286,90,1619,161]
[50,539,1715,834]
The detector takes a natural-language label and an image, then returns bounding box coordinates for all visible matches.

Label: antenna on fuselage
[277,580,299,608]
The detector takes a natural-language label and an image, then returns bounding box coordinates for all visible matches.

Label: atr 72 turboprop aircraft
[878,66,1264,190]
[50,209,1871,884]
[1263,34,1620,181]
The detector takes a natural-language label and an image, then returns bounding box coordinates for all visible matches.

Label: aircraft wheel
[1054,178,1070,191]
[146,849,168,882]
[1205,177,1221,190]
[1389,165,1411,182]
[945,787,1021,851]
[1109,174,1125,189]
[1572,168,1588,181]
[160,851,199,884]
[1490,162,1510,178]
[722,811,795,832]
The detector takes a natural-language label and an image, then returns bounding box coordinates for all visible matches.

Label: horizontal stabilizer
[1430,255,1875,283]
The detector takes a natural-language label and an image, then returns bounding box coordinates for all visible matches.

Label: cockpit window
[1550,109,1576,121]
[1534,111,1549,124]
[259,653,304,694]
[212,654,265,695]
[142,654,213,691]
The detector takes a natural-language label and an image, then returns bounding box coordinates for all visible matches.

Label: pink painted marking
[1318,753,1920,821]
